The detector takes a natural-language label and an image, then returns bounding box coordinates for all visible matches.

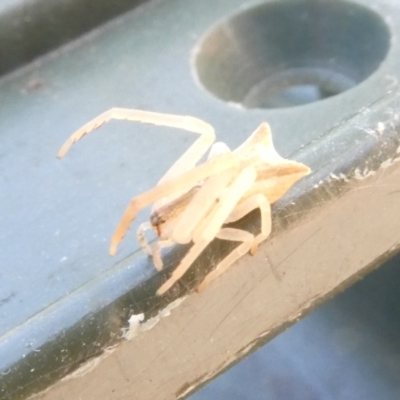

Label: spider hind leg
[197,193,271,292]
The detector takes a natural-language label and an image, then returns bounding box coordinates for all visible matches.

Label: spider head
[150,211,175,239]
[150,185,201,239]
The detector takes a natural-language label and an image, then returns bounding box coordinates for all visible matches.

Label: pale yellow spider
[58,109,310,295]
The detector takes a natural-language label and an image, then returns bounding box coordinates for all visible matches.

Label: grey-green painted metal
[0,0,148,76]
[1,0,400,399]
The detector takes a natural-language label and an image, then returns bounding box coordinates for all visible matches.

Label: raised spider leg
[196,193,271,292]
[109,152,240,255]
[58,110,215,181]
[157,167,257,295]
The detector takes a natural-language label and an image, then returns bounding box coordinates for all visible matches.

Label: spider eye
[150,212,165,227]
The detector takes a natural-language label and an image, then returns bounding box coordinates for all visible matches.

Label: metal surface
[0,0,400,399]
[192,253,400,400]
[0,0,149,76]
[195,0,390,108]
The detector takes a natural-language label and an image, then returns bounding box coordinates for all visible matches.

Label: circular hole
[194,0,390,109]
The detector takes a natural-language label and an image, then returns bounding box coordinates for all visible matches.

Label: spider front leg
[150,239,176,270]
[137,222,153,255]
[137,222,175,270]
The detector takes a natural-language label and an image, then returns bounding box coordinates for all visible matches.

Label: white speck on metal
[377,122,385,135]
[123,297,186,341]
[353,168,376,180]
[380,158,394,169]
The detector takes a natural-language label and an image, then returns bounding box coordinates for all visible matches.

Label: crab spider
[58,108,310,295]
